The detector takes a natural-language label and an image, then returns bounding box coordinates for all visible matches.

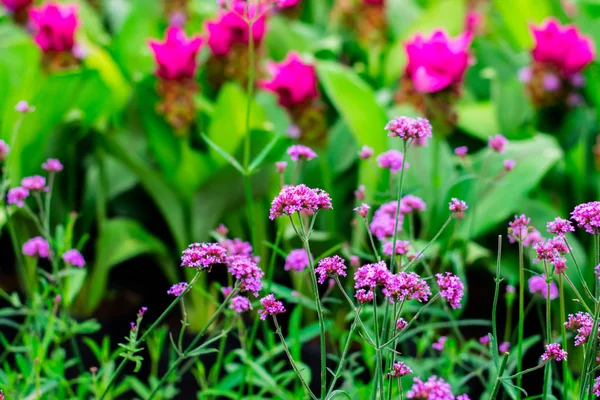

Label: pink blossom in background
[396,317,408,330]
[42,158,64,172]
[7,187,29,207]
[354,203,370,218]
[382,240,410,257]
[21,175,46,191]
[22,236,50,259]
[449,198,468,215]
[376,149,408,173]
[479,336,490,345]
[531,18,594,77]
[15,100,34,113]
[62,249,85,267]
[354,185,366,201]
[547,217,574,236]
[454,146,468,158]
[230,296,253,313]
[206,0,267,56]
[504,159,516,171]
[275,161,287,173]
[29,3,79,52]
[284,249,310,272]
[400,195,426,213]
[528,274,558,300]
[287,144,317,161]
[370,201,404,240]
[407,376,454,399]
[149,27,203,80]
[258,294,285,320]
[1,0,33,12]
[488,134,507,153]
[433,336,447,352]
[385,116,432,142]
[358,145,374,160]
[465,10,482,36]
[167,282,188,296]
[404,30,471,93]
[498,341,510,353]
[276,0,301,7]
[363,0,384,4]
[261,52,319,108]
[181,242,228,270]
[0,140,9,161]
[594,377,600,396]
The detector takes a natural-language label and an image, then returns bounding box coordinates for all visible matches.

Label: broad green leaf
[492,0,552,49]
[457,102,500,141]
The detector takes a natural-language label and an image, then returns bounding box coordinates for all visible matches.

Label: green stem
[492,236,502,363]
[327,312,360,395]
[371,292,384,400]
[243,13,256,250]
[489,352,509,400]
[516,241,524,400]
[542,262,552,400]
[564,237,594,300]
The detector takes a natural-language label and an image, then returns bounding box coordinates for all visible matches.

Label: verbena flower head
[181,242,228,271]
[454,146,468,158]
[396,317,408,330]
[528,274,558,300]
[565,312,595,346]
[547,217,574,236]
[479,336,490,345]
[488,134,507,153]
[62,249,85,268]
[221,238,255,259]
[531,18,594,77]
[269,184,332,219]
[404,30,471,93]
[315,255,347,284]
[448,198,468,216]
[0,140,9,161]
[370,201,404,240]
[275,161,287,173]
[498,341,510,353]
[376,150,409,173]
[358,145,374,160]
[228,256,264,296]
[21,175,46,191]
[206,0,267,56]
[258,294,285,320]
[548,236,568,254]
[594,376,600,397]
[382,240,410,257]
[1,0,33,12]
[7,187,29,207]
[167,282,188,296]
[533,240,559,263]
[262,52,319,108]
[508,214,532,243]
[287,144,317,161]
[29,3,78,52]
[216,223,229,236]
[432,336,447,351]
[149,26,203,80]
[355,288,374,304]
[15,100,34,113]
[354,184,366,201]
[388,361,412,378]
[436,272,464,309]
[383,271,431,303]
[571,201,600,234]
[230,295,253,313]
[541,343,567,362]
[523,229,544,248]
[354,261,391,289]
[385,116,433,142]
[407,376,454,399]
[400,195,426,213]
[42,158,63,172]
[504,159,516,171]
[354,203,370,218]
[551,256,567,274]
[284,249,310,272]
[22,236,50,259]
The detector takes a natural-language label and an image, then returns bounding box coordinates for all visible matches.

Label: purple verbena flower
[565,312,595,346]
[42,158,63,172]
[287,144,317,161]
[432,336,447,351]
[436,272,465,309]
[167,282,188,296]
[7,187,29,207]
[269,184,332,219]
[354,261,391,289]
[228,256,264,297]
[62,249,85,267]
[528,274,558,300]
[385,116,433,142]
[541,343,567,362]
[22,236,50,259]
[358,145,374,160]
[258,294,285,320]
[354,203,370,218]
[448,198,468,216]
[382,240,410,257]
[383,271,431,303]
[275,161,287,173]
[396,317,408,330]
[355,288,374,304]
[21,175,46,191]
[488,134,507,153]
[499,341,510,353]
[0,140,9,161]
[547,217,574,236]
[400,195,426,213]
[479,336,490,345]
[571,201,600,234]
[230,295,253,313]
[504,159,516,171]
[376,150,409,173]
[388,361,413,378]
[407,376,454,400]
[454,146,468,158]
[284,249,310,272]
[354,184,366,201]
[370,201,404,240]
[181,242,228,271]
[315,255,347,284]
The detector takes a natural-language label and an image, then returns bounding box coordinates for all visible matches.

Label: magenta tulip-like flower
[531,18,594,77]
[62,249,85,268]
[261,52,319,108]
[22,236,50,259]
[29,3,79,53]
[206,0,267,56]
[149,27,203,81]
[1,0,32,12]
[404,30,471,93]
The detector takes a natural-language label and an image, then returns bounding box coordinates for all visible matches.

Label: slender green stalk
[371,292,384,400]
[516,241,524,400]
[327,313,360,395]
[243,12,256,250]
[492,236,502,363]
[389,141,409,272]
[489,352,509,399]
[364,217,381,262]
[542,262,552,400]
[273,317,319,400]
[564,237,594,300]
[559,275,568,400]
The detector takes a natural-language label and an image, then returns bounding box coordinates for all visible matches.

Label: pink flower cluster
[269,184,332,219]
[448,198,468,215]
[287,144,317,161]
[315,255,347,284]
[22,175,46,191]
[404,30,471,93]
[62,249,85,268]
[382,240,410,257]
[7,187,29,207]
[546,217,574,236]
[407,376,454,400]
[354,261,391,289]
[385,116,433,142]
[400,195,426,213]
[181,242,228,271]
[0,140,8,161]
[167,282,188,296]
[284,249,310,272]
[376,150,408,173]
[221,238,256,260]
[42,158,63,172]
[565,312,595,346]
[571,201,600,234]
[383,271,431,303]
[541,343,567,362]
[258,294,286,320]
[262,53,319,108]
[354,203,370,218]
[488,134,507,153]
[228,256,264,297]
[432,336,447,351]
[508,214,532,243]
[533,237,568,273]
[230,295,253,313]
[149,27,203,80]
[528,274,558,300]
[370,202,404,240]
[388,361,412,378]
[436,272,464,309]
[594,376,600,396]
[22,236,50,259]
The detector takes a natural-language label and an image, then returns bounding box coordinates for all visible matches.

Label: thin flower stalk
[516,240,525,399]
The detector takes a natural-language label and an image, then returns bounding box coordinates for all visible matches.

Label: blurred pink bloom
[400,194,426,213]
[149,27,203,80]
[216,223,229,236]
[436,272,465,309]
[388,361,412,378]
[407,376,453,399]
[287,144,317,161]
[1,0,33,12]
[22,236,50,259]
[206,1,267,56]
[275,161,287,173]
[454,146,468,158]
[21,175,46,191]
[29,3,78,52]
[382,240,410,257]
[15,100,34,113]
[230,295,253,313]
[354,185,366,201]
[498,341,510,353]
[449,198,468,215]
[0,140,9,161]
[465,10,482,36]
[377,149,408,173]
[405,30,471,93]
[488,134,507,153]
[504,159,516,171]
[531,18,594,77]
[62,249,85,267]
[528,274,558,300]
[7,187,29,207]
[284,249,310,272]
[261,52,319,108]
[42,158,63,172]
[277,0,301,7]
[432,337,447,352]
[358,145,374,160]
[479,335,490,345]
[370,201,404,240]
[167,282,188,296]
[354,203,370,218]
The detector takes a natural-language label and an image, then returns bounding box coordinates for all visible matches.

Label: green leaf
[491,0,552,49]
[457,102,500,141]
[63,268,87,307]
